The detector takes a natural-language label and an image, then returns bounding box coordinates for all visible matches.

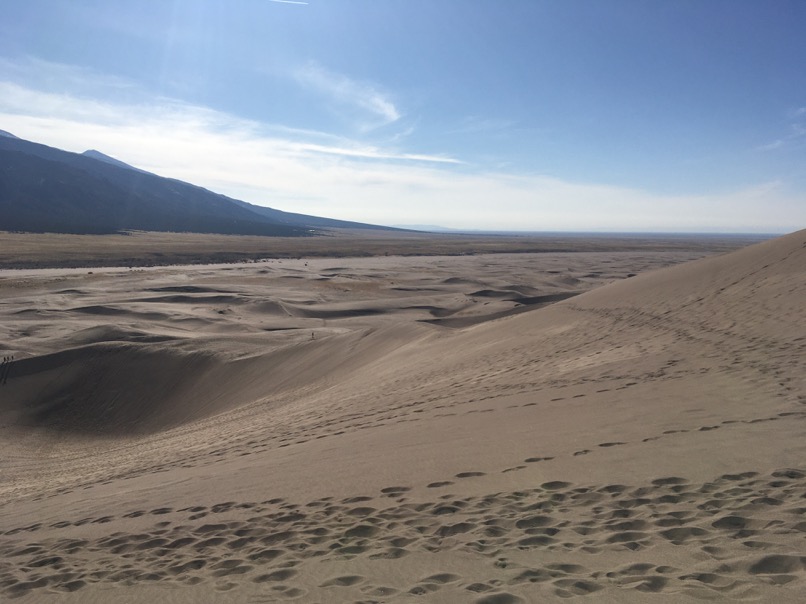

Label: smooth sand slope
[0,235,804,603]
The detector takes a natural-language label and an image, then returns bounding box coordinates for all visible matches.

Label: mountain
[81,149,150,174]
[0,129,19,139]
[230,198,394,231]
[0,134,396,235]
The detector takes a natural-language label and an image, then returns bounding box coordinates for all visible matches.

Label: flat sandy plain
[0,231,804,603]
[0,229,761,269]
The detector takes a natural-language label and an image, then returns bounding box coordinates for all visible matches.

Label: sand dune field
[0,233,804,603]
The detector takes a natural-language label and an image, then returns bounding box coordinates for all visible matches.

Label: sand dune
[0,236,804,602]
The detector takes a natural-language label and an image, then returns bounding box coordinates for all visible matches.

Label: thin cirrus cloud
[0,79,453,165]
[0,60,800,232]
[0,56,139,100]
[294,62,401,130]
[757,106,806,152]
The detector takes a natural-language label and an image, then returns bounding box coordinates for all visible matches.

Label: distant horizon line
[389,226,787,238]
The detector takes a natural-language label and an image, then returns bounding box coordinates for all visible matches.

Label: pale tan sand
[0,234,804,602]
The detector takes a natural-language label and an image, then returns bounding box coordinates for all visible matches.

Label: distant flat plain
[0,229,768,269]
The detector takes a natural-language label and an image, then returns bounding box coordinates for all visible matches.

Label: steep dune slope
[278,229,805,488]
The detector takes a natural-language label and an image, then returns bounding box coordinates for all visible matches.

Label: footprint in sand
[651,476,688,486]
[252,569,297,582]
[320,575,365,587]
[436,522,476,537]
[342,495,373,503]
[150,507,172,515]
[474,592,524,604]
[380,486,411,496]
[421,572,461,584]
[541,481,572,490]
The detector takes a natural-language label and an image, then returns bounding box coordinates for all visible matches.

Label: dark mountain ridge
[0,134,394,235]
[81,149,150,174]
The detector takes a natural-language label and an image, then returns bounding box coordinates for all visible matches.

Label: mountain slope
[0,135,395,235]
[81,149,150,174]
[0,146,303,235]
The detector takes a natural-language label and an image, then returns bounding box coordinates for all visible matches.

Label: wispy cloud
[758,105,806,151]
[0,80,453,165]
[267,0,308,4]
[0,56,139,99]
[294,62,400,130]
[757,139,785,152]
[0,63,801,233]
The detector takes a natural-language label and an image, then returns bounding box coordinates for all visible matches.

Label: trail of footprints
[497,408,806,471]
[25,396,806,530]
[257,332,804,452]
[98,388,805,489]
[2,468,805,601]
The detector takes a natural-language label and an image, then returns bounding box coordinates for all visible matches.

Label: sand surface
[0,235,804,602]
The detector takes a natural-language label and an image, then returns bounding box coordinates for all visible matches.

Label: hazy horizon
[389,225,782,237]
[1,1,805,233]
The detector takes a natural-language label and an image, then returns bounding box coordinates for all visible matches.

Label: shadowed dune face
[0,233,804,603]
[2,325,436,435]
[5,344,221,433]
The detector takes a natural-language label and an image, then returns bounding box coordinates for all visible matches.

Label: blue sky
[1,0,804,232]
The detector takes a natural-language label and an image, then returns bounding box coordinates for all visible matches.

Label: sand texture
[0,233,804,603]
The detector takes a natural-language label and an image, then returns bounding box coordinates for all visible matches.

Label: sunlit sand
[1,231,804,603]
